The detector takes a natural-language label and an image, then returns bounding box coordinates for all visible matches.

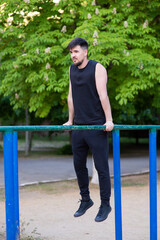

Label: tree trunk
[25,108,30,156]
[29,131,33,152]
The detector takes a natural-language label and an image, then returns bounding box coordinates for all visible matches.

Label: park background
[0,0,160,153]
[0,0,160,239]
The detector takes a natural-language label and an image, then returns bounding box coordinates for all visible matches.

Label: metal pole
[149,129,157,240]
[112,130,122,240]
[3,131,16,240]
[13,132,20,239]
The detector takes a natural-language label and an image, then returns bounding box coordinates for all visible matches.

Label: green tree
[0,0,159,124]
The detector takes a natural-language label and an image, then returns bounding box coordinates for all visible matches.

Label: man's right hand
[63,121,73,126]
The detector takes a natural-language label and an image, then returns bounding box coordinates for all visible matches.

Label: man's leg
[72,130,94,217]
[86,130,111,222]
[72,130,90,201]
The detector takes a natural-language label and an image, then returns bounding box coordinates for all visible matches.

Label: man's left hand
[104,121,114,131]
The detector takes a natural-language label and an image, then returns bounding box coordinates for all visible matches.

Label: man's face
[69,45,87,66]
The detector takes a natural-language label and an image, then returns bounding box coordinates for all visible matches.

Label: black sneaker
[74,199,94,217]
[95,203,111,222]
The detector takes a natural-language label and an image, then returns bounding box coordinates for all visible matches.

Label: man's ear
[84,49,88,57]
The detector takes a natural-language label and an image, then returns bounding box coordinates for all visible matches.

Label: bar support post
[13,132,20,239]
[3,131,20,240]
[149,129,157,240]
[112,130,122,240]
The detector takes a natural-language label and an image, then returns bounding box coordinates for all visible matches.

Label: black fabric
[72,130,111,202]
[70,60,105,125]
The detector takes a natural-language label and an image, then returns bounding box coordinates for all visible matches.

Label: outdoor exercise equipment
[1,124,160,240]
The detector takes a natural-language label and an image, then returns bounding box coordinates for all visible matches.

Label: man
[64,38,114,222]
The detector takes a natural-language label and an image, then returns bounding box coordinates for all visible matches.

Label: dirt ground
[0,174,160,240]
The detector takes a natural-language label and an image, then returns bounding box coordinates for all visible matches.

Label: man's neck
[78,59,89,69]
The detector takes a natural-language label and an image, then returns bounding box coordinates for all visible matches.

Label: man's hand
[104,121,114,131]
[63,121,73,126]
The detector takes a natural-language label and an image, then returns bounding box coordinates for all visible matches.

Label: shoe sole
[95,207,112,222]
[74,202,94,217]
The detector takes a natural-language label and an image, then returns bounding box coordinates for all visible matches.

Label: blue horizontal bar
[0,125,160,132]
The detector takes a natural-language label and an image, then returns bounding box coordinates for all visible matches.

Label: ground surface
[0,173,160,240]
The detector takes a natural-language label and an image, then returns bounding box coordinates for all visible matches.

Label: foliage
[0,0,159,123]
[0,96,25,125]
[56,143,72,155]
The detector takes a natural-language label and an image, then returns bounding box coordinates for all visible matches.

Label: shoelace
[77,199,84,210]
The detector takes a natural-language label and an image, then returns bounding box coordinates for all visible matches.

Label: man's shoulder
[90,60,105,69]
[90,60,98,65]
[95,62,106,71]
[89,61,107,74]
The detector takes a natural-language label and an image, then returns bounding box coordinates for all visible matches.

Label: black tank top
[70,60,105,125]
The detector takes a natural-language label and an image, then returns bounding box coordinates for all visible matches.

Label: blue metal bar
[149,129,157,240]
[3,132,16,240]
[13,132,20,240]
[112,130,122,240]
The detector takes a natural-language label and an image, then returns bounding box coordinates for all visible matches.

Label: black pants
[72,130,111,203]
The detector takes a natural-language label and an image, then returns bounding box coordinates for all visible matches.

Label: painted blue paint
[3,132,16,240]
[13,132,20,240]
[112,130,122,240]
[2,125,160,240]
[149,129,157,240]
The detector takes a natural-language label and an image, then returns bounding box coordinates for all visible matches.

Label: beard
[73,59,83,66]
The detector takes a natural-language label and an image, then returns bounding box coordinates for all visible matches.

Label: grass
[0,234,46,240]
[0,188,5,201]
[0,220,48,240]
[20,220,47,240]
[19,171,160,195]
[122,171,160,187]
[20,179,78,195]
[1,172,160,200]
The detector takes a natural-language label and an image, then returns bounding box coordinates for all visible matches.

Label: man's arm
[95,63,114,131]
[63,68,74,125]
